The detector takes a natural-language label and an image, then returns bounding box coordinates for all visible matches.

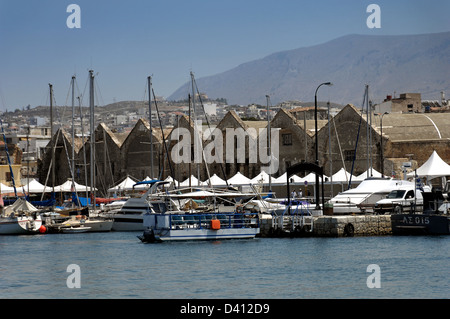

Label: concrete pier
[260,214,393,237]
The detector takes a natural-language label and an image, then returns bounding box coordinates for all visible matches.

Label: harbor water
[0,232,448,299]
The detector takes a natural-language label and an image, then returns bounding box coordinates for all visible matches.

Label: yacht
[328,177,416,214]
[108,180,167,231]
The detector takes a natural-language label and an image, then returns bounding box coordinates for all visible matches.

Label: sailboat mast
[49,83,55,193]
[71,76,76,190]
[78,96,89,201]
[89,70,96,209]
[148,76,154,179]
[365,85,370,178]
[190,72,200,185]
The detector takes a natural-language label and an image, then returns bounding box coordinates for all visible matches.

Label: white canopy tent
[227,172,251,186]
[107,176,138,193]
[302,172,329,184]
[250,171,271,185]
[272,172,304,185]
[0,182,16,194]
[20,179,50,193]
[179,175,206,187]
[56,179,97,192]
[272,173,287,185]
[331,168,356,183]
[163,176,178,186]
[203,174,227,186]
[407,150,450,180]
[354,169,383,182]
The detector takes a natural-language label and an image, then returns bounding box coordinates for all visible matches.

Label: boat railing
[168,212,259,230]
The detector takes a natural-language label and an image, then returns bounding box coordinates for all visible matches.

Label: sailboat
[0,92,45,235]
[46,73,113,233]
[0,198,43,234]
[82,71,113,232]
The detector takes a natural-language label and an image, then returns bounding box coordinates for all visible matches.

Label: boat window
[387,190,406,199]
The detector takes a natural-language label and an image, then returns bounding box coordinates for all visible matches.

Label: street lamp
[375,112,389,177]
[314,82,332,209]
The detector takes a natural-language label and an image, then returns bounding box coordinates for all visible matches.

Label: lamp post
[314,82,332,209]
[375,112,389,177]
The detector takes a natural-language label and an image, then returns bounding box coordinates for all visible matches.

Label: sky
[0,0,449,111]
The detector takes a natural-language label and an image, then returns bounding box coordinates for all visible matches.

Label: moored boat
[0,214,43,235]
[61,226,91,233]
[391,188,450,235]
[328,177,417,214]
[0,199,43,235]
[139,211,260,242]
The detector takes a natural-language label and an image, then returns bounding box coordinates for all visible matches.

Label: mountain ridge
[169,31,450,106]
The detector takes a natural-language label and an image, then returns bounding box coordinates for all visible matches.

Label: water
[0,232,448,299]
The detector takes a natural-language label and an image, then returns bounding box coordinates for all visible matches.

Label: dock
[260,214,393,237]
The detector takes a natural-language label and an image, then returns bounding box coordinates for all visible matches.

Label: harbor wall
[260,215,392,237]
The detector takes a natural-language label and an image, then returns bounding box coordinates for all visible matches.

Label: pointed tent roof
[56,179,97,192]
[20,179,51,193]
[272,172,303,184]
[179,175,206,187]
[203,174,227,186]
[302,172,329,184]
[227,172,251,185]
[407,150,450,180]
[330,168,356,183]
[249,171,271,184]
[354,169,383,181]
[107,176,139,192]
[0,183,16,194]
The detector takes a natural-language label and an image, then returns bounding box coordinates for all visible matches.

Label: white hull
[111,214,144,231]
[0,215,43,235]
[140,212,260,242]
[61,226,91,233]
[84,219,114,232]
[154,228,259,242]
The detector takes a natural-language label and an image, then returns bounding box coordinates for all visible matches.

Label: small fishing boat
[61,226,91,233]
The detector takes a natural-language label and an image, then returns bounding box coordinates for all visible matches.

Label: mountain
[168,32,450,106]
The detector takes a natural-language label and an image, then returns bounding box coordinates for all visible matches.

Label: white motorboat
[109,180,179,231]
[328,177,417,214]
[0,199,43,235]
[109,197,151,231]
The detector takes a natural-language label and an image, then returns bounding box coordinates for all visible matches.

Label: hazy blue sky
[0,0,449,110]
